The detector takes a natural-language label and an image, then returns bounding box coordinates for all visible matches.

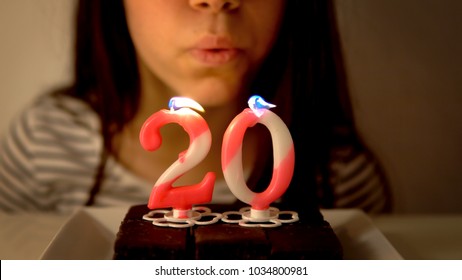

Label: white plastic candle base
[222,206,299,228]
[242,207,279,222]
[142,206,222,228]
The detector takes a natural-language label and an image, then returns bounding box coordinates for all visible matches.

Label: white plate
[40,207,402,260]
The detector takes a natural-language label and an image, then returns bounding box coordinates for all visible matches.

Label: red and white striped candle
[221,95,295,213]
[139,97,215,216]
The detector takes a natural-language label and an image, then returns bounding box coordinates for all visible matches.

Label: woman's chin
[176,80,244,108]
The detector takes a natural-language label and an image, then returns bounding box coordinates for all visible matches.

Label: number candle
[139,97,215,217]
[222,95,295,217]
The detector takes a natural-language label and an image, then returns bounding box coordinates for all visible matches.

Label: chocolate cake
[113,204,343,259]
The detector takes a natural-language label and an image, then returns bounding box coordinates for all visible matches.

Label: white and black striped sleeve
[0,94,102,213]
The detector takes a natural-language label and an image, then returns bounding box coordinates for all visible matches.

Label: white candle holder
[221,206,299,228]
[142,206,222,228]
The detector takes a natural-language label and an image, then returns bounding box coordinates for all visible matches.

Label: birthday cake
[114,97,343,259]
[113,204,343,259]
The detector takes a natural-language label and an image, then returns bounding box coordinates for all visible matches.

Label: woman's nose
[189,0,241,13]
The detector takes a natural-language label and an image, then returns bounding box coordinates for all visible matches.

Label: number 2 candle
[221,95,295,219]
[139,97,215,216]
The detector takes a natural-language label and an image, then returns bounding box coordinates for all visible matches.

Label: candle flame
[169,97,205,113]
[247,95,276,117]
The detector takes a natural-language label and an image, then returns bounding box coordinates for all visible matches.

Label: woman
[0,0,391,215]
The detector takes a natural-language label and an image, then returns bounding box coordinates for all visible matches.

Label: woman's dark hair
[71,0,373,216]
[71,0,139,153]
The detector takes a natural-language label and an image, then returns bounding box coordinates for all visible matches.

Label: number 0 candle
[139,97,215,215]
[221,95,295,214]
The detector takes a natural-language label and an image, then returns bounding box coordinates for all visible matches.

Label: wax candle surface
[140,98,215,211]
[222,96,295,210]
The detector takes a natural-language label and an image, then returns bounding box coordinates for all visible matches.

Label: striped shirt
[0,93,153,213]
[0,93,390,214]
[325,142,391,214]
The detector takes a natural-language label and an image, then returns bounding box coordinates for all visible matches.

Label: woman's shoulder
[26,91,100,132]
[0,90,103,213]
[2,89,103,159]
